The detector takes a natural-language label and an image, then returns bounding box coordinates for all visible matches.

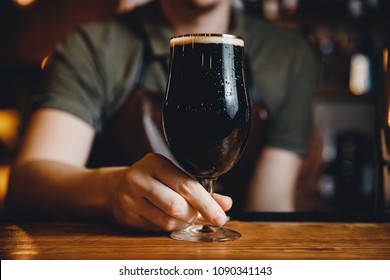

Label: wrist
[92,166,127,220]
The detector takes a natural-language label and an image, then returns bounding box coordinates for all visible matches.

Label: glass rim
[170,33,244,47]
[171,33,243,40]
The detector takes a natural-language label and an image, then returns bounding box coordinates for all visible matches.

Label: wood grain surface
[1,221,390,260]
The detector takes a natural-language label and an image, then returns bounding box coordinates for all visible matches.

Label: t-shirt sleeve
[265,36,319,156]
[35,27,106,131]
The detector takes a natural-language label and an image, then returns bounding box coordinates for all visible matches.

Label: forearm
[245,147,302,212]
[6,159,126,220]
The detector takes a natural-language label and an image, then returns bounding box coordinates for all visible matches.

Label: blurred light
[12,0,37,8]
[41,55,50,70]
[281,0,299,16]
[348,0,364,18]
[0,166,10,216]
[232,0,244,10]
[349,53,371,95]
[0,110,20,150]
[384,48,389,73]
[384,47,390,128]
[263,0,279,20]
[388,107,390,128]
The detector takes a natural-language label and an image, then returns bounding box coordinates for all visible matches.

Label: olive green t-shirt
[37,1,318,156]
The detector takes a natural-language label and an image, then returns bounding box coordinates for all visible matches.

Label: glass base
[170,225,241,242]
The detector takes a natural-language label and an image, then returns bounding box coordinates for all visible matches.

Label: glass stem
[198,178,217,194]
[197,178,219,232]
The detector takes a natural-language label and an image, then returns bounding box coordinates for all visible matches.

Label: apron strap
[118,11,168,88]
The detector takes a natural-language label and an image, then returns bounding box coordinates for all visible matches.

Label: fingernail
[213,211,227,227]
[197,212,205,220]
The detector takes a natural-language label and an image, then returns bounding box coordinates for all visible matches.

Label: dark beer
[163,34,251,178]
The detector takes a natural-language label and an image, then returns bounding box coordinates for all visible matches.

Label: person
[5,0,318,231]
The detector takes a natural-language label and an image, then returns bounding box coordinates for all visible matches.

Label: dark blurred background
[0,0,389,215]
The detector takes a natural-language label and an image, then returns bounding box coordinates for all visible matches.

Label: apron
[87,13,269,212]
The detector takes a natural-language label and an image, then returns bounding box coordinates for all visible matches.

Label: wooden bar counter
[1,219,390,260]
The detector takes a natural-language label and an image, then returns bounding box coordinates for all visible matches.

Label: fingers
[111,201,160,231]
[124,160,199,225]
[211,193,233,212]
[144,154,230,227]
[113,192,192,231]
[143,177,199,224]
[110,192,160,231]
[111,153,233,232]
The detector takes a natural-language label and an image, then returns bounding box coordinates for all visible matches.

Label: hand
[108,153,232,231]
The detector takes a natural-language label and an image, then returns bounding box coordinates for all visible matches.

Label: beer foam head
[170,33,244,47]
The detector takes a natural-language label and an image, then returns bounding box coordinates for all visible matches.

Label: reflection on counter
[0,166,10,216]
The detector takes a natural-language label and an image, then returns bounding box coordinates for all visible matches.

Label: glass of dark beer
[163,33,251,242]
